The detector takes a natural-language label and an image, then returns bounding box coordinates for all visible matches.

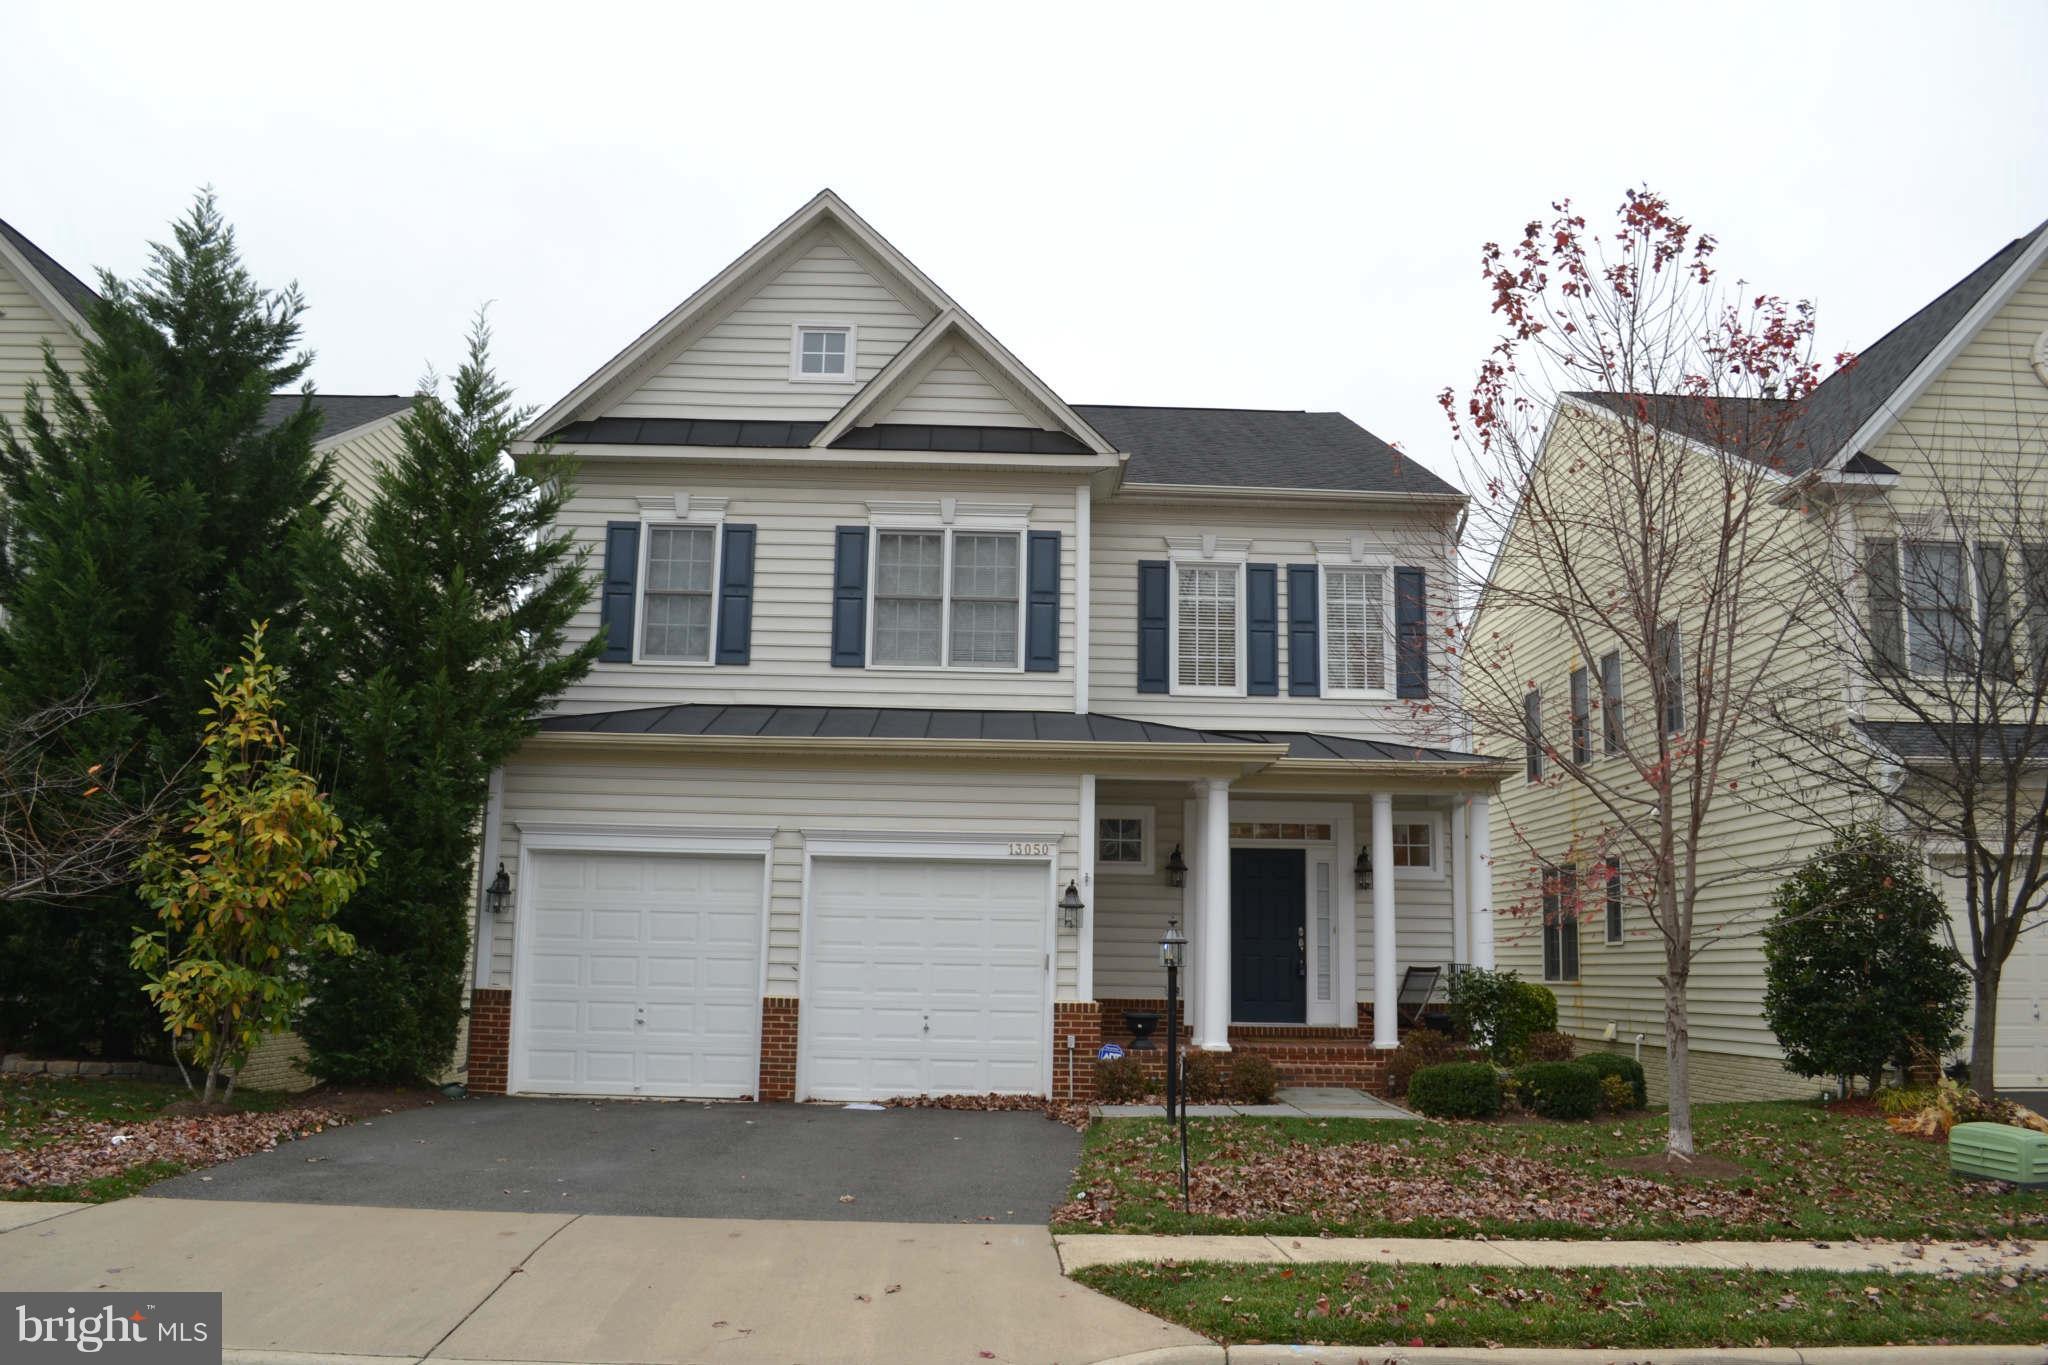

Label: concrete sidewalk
[1057,1231,2048,1276]
[0,1197,1198,1363]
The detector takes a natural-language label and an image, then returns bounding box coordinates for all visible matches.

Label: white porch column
[1195,777,1232,1050]
[1370,793,1398,1048]
[1183,789,1204,1045]
[1450,803,1470,967]
[1078,773,1096,1002]
[1468,794,1496,968]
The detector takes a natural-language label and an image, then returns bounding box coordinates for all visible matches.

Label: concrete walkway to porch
[1095,1085,1418,1121]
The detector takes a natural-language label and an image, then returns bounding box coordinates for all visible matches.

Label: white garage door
[1938,862,2048,1088]
[802,857,1048,1101]
[515,850,763,1098]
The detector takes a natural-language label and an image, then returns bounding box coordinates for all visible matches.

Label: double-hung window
[1657,623,1685,735]
[1524,687,1544,782]
[1174,563,1242,691]
[871,528,1021,669]
[1603,856,1623,944]
[1902,539,1971,676]
[639,524,718,662]
[1600,650,1624,756]
[1322,565,1389,693]
[1542,862,1580,982]
[1569,666,1591,763]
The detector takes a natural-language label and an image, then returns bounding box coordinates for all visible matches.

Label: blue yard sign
[1096,1042,1126,1061]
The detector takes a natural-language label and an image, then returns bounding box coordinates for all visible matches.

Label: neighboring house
[461,190,1511,1103]
[1485,219,2048,1100]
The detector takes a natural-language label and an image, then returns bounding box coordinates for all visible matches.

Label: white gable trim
[1823,223,2048,472]
[0,232,95,342]
[810,309,1118,456]
[524,190,958,439]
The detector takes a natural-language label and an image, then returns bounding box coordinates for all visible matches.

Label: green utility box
[1950,1121,2048,1188]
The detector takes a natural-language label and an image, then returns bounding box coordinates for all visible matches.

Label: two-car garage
[508,838,1052,1102]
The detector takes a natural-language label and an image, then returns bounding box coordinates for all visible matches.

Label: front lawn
[1057,1102,2048,1241]
[1,1073,339,1202]
[1074,1261,2048,1350]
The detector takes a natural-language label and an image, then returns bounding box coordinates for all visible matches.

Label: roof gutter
[1115,482,1467,508]
[520,728,1291,774]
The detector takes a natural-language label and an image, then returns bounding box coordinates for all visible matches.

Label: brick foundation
[1092,996,1393,1096]
[1051,1001,1102,1102]
[759,996,799,1101]
[466,987,511,1095]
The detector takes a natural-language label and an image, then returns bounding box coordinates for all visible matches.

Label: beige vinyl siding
[322,416,408,515]
[0,256,85,430]
[608,231,929,422]
[552,462,1079,713]
[1357,798,1457,1002]
[874,347,1038,427]
[486,752,1082,996]
[1088,498,1459,736]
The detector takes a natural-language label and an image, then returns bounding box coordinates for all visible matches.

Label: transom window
[1392,821,1434,869]
[1174,564,1241,691]
[792,324,853,380]
[1228,821,1333,841]
[871,528,1020,669]
[639,524,717,662]
[1323,566,1389,693]
[1096,805,1154,874]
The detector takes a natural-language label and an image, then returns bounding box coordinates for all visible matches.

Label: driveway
[149,1097,1083,1223]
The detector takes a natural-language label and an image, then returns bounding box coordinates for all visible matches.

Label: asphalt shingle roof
[1073,405,1461,496]
[1855,719,2048,764]
[263,393,414,440]
[0,216,101,321]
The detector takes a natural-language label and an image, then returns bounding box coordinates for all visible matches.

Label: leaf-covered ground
[1,1073,343,1202]
[1057,1103,2048,1241]
[1073,1261,2048,1349]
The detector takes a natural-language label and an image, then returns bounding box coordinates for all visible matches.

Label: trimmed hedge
[1095,1054,1147,1102]
[1512,1060,1601,1120]
[1183,1049,1230,1102]
[1522,1029,1577,1062]
[1449,968,1560,1063]
[1230,1052,1280,1104]
[1386,1027,1482,1098]
[1407,1061,1502,1119]
[1579,1051,1648,1109]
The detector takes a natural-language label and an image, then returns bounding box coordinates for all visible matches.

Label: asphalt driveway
[149,1097,1082,1224]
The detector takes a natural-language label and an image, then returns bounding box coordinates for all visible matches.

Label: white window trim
[1095,804,1155,876]
[789,320,858,383]
[1316,555,1396,700]
[1390,809,1446,882]
[631,495,728,668]
[865,516,1029,674]
[1167,553,1249,697]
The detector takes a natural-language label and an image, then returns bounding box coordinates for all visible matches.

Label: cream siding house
[1485,219,2048,1101]
[464,190,1511,1104]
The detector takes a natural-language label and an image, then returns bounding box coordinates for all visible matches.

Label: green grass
[1,1073,294,1202]
[1073,1261,2048,1349]
[1059,1102,2048,1241]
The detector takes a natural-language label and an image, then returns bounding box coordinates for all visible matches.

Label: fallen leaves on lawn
[0,1106,345,1191]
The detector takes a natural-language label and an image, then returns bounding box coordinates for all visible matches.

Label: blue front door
[1230,847,1306,1023]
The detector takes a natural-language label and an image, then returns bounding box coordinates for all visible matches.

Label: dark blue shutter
[1137,560,1169,693]
[1246,563,1278,695]
[600,521,639,663]
[1395,566,1429,698]
[1286,564,1319,696]
[714,523,756,665]
[1024,530,1060,673]
[830,526,868,667]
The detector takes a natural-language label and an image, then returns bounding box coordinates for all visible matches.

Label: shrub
[1229,1052,1280,1104]
[1522,1029,1577,1062]
[1448,967,1559,1063]
[1385,1027,1480,1097]
[1762,825,1969,1096]
[1182,1049,1229,1103]
[1512,1060,1600,1120]
[1579,1051,1648,1109]
[1407,1061,1502,1119]
[1875,1084,1937,1118]
[1597,1073,1638,1114]
[1095,1054,1147,1102]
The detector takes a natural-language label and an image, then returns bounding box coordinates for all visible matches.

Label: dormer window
[792,323,855,381]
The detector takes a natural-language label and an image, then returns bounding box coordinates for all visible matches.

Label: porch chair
[1396,964,1451,1033]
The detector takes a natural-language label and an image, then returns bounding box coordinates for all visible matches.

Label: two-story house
[1486,218,2048,1101]
[460,191,1511,1103]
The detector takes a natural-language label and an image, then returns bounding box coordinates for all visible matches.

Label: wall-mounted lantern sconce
[1058,879,1086,931]
[1164,844,1187,888]
[485,863,512,915]
[1354,846,1372,892]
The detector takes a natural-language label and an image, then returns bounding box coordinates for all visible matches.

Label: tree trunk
[1664,962,1694,1158]
[1968,964,2000,1097]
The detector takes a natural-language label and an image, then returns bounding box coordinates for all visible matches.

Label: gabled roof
[1075,405,1461,497]
[263,393,414,443]
[0,215,100,336]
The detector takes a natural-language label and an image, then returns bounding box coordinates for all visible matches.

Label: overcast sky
[7,0,2045,485]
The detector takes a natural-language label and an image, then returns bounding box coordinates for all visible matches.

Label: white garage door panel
[1937,862,2048,1088]
[802,857,1048,1101]
[516,850,763,1098]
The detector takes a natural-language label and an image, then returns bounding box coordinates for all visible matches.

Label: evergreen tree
[0,192,342,1055]
[300,317,596,1083]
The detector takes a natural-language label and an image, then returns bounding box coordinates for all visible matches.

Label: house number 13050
[1008,841,1055,857]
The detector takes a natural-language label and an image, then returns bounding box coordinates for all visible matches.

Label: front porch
[1065,766,1502,1098]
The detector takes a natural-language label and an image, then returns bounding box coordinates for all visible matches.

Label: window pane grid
[948,533,1019,667]
[874,532,944,665]
[1324,567,1386,691]
[1903,540,1969,676]
[798,327,849,376]
[1391,822,1433,868]
[1176,565,1239,688]
[640,525,715,661]
[1097,817,1144,865]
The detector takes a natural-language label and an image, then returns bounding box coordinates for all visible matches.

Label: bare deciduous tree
[0,690,169,904]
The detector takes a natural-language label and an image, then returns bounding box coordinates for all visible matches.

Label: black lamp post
[1159,917,1190,1210]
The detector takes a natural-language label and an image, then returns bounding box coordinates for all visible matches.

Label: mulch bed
[1,1105,346,1192]
[880,1092,1093,1130]
[1824,1097,1884,1119]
